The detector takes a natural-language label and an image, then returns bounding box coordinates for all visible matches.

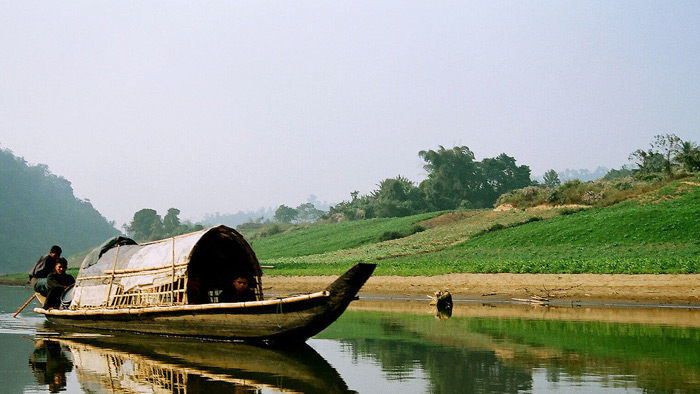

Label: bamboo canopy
[71,225,263,310]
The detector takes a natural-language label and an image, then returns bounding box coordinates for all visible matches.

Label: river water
[1,284,698,393]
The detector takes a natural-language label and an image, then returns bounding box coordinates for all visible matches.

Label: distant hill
[0,148,120,274]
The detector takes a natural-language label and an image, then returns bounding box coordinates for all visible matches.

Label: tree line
[125,134,700,239]
[628,134,700,176]
[274,135,699,224]
[271,146,532,223]
[540,134,700,190]
[123,208,204,242]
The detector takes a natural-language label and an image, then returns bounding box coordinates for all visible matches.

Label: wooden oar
[13,294,36,318]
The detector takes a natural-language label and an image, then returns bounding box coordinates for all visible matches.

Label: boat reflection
[31,333,354,394]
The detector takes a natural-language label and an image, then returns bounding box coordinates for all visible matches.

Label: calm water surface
[1,285,699,393]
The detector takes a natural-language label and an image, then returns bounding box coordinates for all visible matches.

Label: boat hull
[36,263,375,344]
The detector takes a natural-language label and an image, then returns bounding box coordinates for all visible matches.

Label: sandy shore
[3,273,698,306]
[264,273,700,306]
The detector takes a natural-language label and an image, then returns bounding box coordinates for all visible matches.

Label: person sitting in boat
[186,276,209,304]
[218,274,256,303]
[29,245,62,296]
[43,258,75,309]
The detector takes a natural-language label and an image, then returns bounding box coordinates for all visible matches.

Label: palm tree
[674,141,700,172]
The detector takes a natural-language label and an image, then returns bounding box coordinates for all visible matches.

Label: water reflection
[319,304,700,393]
[349,338,532,393]
[28,339,73,393]
[4,282,699,394]
[32,333,353,394]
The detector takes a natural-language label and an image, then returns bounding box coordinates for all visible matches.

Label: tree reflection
[346,338,532,393]
[322,309,700,393]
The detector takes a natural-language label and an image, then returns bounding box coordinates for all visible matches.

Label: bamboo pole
[77,263,189,282]
[171,237,175,305]
[13,294,37,318]
[106,245,120,307]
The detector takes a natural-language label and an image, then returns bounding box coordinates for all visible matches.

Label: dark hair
[50,245,62,255]
[234,273,253,282]
[56,257,68,266]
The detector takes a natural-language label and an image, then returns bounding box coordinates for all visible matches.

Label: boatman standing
[29,245,62,296]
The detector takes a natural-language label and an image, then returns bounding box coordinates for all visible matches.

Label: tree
[419,146,531,210]
[418,146,483,210]
[652,134,682,175]
[629,149,664,174]
[163,208,182,234]
[371,176,425,218]
[603,166,634,180]
[543,169,561,188]
[124,208,203,241]
[274,205,298,223]
[125,209,163,241]
[675,140,700,172]
[478,154,532,204]
[295,203,324,223]
[327,192,374,221]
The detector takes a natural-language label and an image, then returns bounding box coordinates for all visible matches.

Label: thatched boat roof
[71,225,262,309]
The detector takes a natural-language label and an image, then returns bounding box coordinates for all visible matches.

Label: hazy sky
[2,2,699,228]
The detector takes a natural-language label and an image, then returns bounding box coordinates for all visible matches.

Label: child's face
[234,278,249,293]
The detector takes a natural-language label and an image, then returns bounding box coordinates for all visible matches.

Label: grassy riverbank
[1,178,698,284]
[252,179,699,276]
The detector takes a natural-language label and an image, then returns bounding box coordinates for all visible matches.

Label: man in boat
[218,274,256,303]
[29,245,62,295]
[43,258,75,309]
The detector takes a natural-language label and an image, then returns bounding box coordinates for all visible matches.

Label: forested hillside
[0,148,119,274]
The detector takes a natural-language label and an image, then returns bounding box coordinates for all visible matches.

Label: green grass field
[255,180,700,275]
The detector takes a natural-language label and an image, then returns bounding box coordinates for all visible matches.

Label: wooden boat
[34,225,375,344]
[34,334,352,393]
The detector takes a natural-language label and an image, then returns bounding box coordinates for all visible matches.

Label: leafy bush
[496,175,682,209]
[559,206,587,215]
[377,224,426,242]
[635,173,665,182]
[378,231,406,242]
[488,223,505,232]
[409,224,425,235]
[260,224,283,238]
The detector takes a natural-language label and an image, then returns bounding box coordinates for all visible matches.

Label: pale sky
[2,1,699,228]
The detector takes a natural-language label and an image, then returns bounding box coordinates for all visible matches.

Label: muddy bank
[349,298,700,327]
[4,273,698,306]
[264,273,700,306]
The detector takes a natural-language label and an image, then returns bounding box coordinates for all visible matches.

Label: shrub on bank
[496,176,669,209]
